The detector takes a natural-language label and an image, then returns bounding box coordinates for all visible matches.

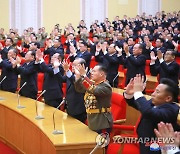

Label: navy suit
[39,62,64,108]
[0,46,13,60]
[0,59,18,92]
[17,61,38,99]
[65,74,87,122]
[150,61,179,85]
[121,54,146,85]
[125,96,180,154]
[64,40,77,54]
[70,50,91,68]
[44,45,64,63]
[95,52,119,87]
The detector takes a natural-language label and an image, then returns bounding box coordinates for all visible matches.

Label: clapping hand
[154,122,180,148]
[62,60,70,72]
[157,50,163,60]
[150,51,157,62]
[115,46,122,55]
[133,74,145,92]
[35,49,43,62]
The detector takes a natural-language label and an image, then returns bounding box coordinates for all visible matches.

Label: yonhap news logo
[113,135,176,151]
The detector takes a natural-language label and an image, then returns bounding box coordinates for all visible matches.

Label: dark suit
[44,45,64,63]
[150,61,179,85]
[65,74,87,122]
[0,59,18,92]
[95,52,119,87]
[17,61,38,99]
[125,96,180,154]
[152,47,166,55]
[69,50,92,68]
[120,54,146,85]
[0,46,13,60]
[39,62,64,108]
[64,40,77,54]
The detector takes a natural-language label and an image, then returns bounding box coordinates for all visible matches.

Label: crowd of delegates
[0,11,180,140]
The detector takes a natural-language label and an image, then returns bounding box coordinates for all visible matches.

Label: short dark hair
[160,78,179,102]
[34,42,40,49]
[166,49,176,57]
[79,39,88,47]
[29,50,36,59]
[96,64,107,75]
[6,37,13,44]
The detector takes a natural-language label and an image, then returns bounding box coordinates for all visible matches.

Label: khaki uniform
[75,77,113,131]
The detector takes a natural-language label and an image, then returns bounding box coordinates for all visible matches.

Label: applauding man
[74,64,113,134]
[124,74,180,154]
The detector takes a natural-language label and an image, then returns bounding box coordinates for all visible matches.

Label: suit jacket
[126,97,180,154]
[152,47,166,55]
[39,62,64,101]
[65,74,86,116]
[150,61,179,85]
[0,59,18,92]
[96,52,119,87]
[17,61,38,99]
[64,39,77,54]
[121,54,146,85]
[44,45,64,63]
[75,79,113,131]
[70,50,92,68]
[0,46,13,60]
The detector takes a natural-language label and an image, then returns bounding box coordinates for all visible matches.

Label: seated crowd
[0,10,180,154]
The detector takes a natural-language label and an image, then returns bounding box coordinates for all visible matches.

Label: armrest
[113,119,126,124]
[113,125,135,131]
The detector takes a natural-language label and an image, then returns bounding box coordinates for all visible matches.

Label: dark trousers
[45,98,63,108]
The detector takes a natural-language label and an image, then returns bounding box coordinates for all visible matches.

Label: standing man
[119,43,146,86]
[0,49,18,93]
[74,64,113,134]
[124,75,180,154]
[62,58,87,123]
[0,38,13,60]
[69,39,91,69]
[16,50,38,99]
[36,52,64,108]
[150,50,179,86]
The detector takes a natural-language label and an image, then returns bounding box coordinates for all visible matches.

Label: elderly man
[74,64,113,134]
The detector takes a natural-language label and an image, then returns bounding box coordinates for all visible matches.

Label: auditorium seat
[145,60,151,75]
[107,116,141,154]
[118,69,127,89]
[111,92,126,122]
[90,56,98,68]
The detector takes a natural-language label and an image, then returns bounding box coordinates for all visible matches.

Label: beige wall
[161,0,180,13]
[43,0,81,34]
[0,0,9,32]
[0,0,179,34]
[108,0,138,21]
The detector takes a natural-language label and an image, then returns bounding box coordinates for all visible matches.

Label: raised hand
[96,43,102,52]
[125,78,134,95]
[76,63,86,76]
[15,56,21,65]
[115,46,122,55]
[150,51,157,62]
[157,50,163,60]
[35,49,43,62]
[62,60,70,72]
[154,122,180,147]
[123,43,129,55]
[133,74,144,92]
[70,45,76,54]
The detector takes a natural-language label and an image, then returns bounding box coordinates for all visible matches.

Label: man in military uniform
[74,64,113,134]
